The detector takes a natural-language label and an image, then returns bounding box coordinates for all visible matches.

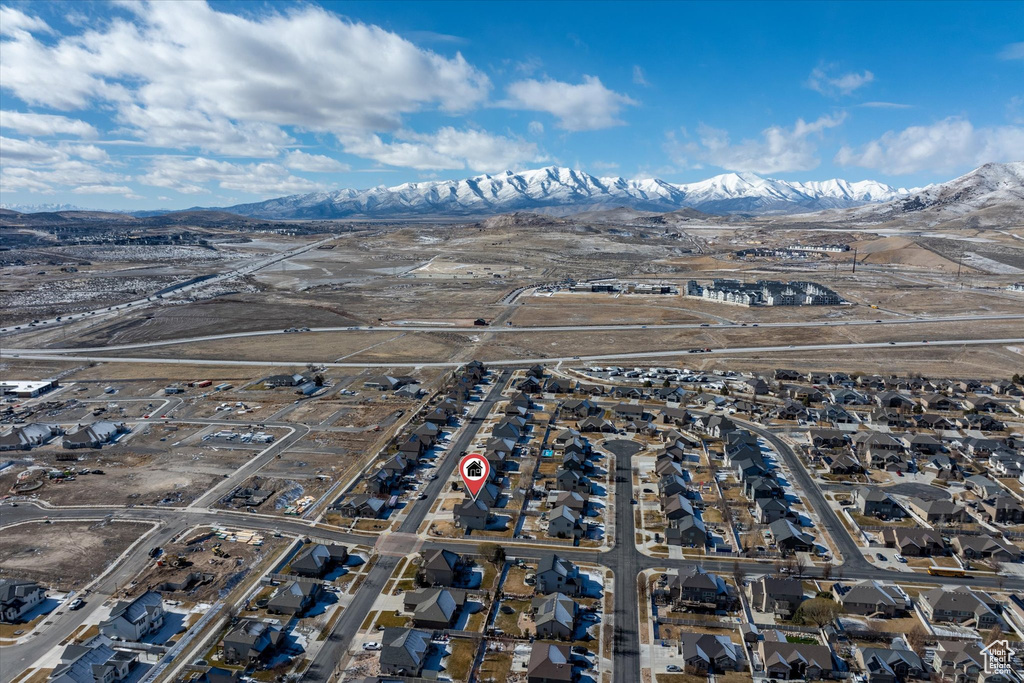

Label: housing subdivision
[686,278,844,306]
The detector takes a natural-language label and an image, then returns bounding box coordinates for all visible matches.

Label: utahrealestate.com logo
[981,639,1016,676]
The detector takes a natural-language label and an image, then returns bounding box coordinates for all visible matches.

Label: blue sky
[0,0,1021,210]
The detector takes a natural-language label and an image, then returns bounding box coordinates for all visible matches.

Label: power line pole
[851,247,857,274]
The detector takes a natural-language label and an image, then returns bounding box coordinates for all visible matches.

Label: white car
[362,642,382,651]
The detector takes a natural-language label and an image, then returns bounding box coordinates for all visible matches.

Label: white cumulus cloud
[504,76,637,131]
[339,127,544,173]
[0,110,98,138]
[835,117,1024,174]
[138,156,326,196]
[0,1,491,156]
[283,150,350,173]
[669,114,847,174]
[807,65,874,97]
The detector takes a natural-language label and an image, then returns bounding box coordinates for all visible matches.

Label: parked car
[69,598,85,610]
[362,642,382,651]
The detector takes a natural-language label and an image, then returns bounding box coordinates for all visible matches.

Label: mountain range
[215,166,923,219]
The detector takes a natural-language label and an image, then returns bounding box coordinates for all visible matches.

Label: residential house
[420,549,465,587]
[660,406,691,426]
[758,640,836,680]
[665,567,736,611]
[952,535,1022,563]
[290,544,348,579]
[555,468,592,495]
[547,505,585,539]
[919,394,958,412]
[769,519,815,553]
[744,475,784,501]
[901,433,942,455]
[748,577,805,618]
[379,628,433,677]
[666,515,708,548]
[832,581,910,617]
[536,555,582,596]
[824,454,862,475]
[577,416,615,433]
[932,640,1009,683]
[680,633,744,673]
[336,494,387,518]
[856,647,928,683]
[875,392,916,410]
[980,496,1024,524]
[222,619,283,665]
[550,491,589,513]
[853,487,905,519]
[663,494,695,521]
[403,587,464,629]
[50,637,137,683]
[919,587,999,628]
[964,475,1002,498]
[532,593,578,640]
[267,580,321,616]
[454,498,490,531]
[0,423,61,451]
[560,399,599,419]
[545,378,575,395]
[62,420,127,448]
[99,591,164,641]
[880,528,945,557]
[905,498,967,525]
[808,429,848,449]
[527,644,573,683]
[0,579,45,623]
[612,403,649,421]
[757,498,796,525]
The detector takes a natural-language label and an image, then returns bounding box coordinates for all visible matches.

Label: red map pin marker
[459,453,490,500]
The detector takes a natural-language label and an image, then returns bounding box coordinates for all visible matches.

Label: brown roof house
[528,643,574,683]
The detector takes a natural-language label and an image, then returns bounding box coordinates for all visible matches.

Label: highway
[4,336,1024,369]
[5,312,1024,354]
[0,236,338,336]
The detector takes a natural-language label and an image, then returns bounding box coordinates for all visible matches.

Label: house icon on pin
[465,460,483,478]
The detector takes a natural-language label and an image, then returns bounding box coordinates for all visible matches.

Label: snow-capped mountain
[0,202,94,213]
[832,161,1024,228]
[216,166,920,219]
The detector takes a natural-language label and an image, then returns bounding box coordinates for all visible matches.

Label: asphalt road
[301,370,511,682]
[5,337,1024,370]
[739,420,869,571]
[0,237,338,336]
[7,313,1024,354]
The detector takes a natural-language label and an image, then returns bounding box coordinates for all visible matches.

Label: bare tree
[906,624,928,657]
[478,542,505,568]
[732,560,747,588]
[821,560,833,582]
[795,554,810,579]
[795,598,842,628]
[990,560,1005,590]
[985,624,1003,645]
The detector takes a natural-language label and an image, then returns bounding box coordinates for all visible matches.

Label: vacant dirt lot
[123,526,289,603]
[0,520,150,588]
[0,444,250,507]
